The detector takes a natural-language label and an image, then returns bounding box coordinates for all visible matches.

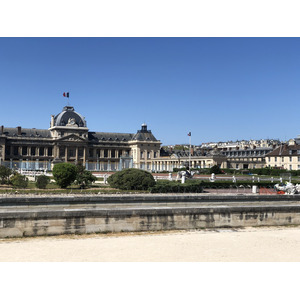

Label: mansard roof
[88,132,134,142]
[131,124,158,142]
[266,144,300,156]
[1,127,51,138]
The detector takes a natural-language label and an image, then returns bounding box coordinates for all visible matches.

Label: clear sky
[0,37,300,145]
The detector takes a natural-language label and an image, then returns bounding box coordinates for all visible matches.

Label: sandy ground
[1,226,300,262]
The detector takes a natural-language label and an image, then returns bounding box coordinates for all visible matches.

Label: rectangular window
[104,149,108,158]
[147,151,151,159]
[5,146,10,155]
[31,147,36,156]
[78,148,83,157]
[39,147,44,156]
[97,149,101,158]
[154,152,157,158]
[22,146,27,156]
[290,165,292,170]
[140,151,144,159]
[68,149,74,157]
[13,146,18,156]
[89,149,93,158]
[298,157,300,162]
[290,157,292,162]
[111,150,115,158]
[275,157,277,162]
[48,147,53,156]
[59,147,64,157]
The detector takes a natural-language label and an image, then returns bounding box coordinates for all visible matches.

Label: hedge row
[149,180,203,193]
[149,180,296,193]
[199,181,278,189]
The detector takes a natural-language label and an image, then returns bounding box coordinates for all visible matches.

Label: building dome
[53,106,87,127]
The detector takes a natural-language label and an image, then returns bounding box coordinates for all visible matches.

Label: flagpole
[189,134,191,170]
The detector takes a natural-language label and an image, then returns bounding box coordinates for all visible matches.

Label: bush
[108,168,155,190]
[10,173,28,188]
[75,164,97,188]
[52,163,77,188]
[210,165,222,174]
[0,165,12,184]
[149,180,203,193]
[36,175,50,189]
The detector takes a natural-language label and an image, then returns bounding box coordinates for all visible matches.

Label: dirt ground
[0,226,300,262]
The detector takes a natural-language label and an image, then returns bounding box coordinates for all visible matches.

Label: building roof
[88,132,134,142]
[53,106,87,127]
[131,124,158,142]
[1,127,51,138]
[266,144,300,156]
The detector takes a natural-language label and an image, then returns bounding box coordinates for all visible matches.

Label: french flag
[63,92,69,98]
[188,132,191,136]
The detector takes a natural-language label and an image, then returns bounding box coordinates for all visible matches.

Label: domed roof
[53,106,87,127]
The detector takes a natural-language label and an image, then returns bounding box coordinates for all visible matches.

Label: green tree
[10,173,28,188]
[75,164,97,188]
[0,165,12,184]
[35,175,50,189]
[107,168,156,190]
[52,163,77,188]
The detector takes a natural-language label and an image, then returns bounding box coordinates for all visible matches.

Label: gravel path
[1,226,300,262]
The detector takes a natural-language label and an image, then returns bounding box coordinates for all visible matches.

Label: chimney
[0,125,3,135]
[17,126,21,136]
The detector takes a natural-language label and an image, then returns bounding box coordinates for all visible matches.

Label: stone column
[83,147,87,164]
[65,146,68,162]
[75,147,78,161]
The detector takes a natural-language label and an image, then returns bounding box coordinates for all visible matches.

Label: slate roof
[266,144,300,156]
[54,106,86,127]
[1,127,51,138]
[88,132,134,142]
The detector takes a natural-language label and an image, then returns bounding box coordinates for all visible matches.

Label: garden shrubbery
[149,180,203,193]
[35,175,50,189]
[107,168,155,190]
[10,173,28,188]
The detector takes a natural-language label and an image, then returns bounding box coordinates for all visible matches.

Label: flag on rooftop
[188,132,191,136]
[63,92,69,98]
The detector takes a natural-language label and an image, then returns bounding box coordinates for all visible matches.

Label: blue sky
[0,37,300,145]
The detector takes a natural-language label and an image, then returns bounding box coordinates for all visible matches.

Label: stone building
[0,106,162,172]
[265,138,300,171]
[0,105,257,172]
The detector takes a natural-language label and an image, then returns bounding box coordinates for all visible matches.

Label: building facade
[0,106,162,172]
[2,105,283,172]
[265,139,300,171]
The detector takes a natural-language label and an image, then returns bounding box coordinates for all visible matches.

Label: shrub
[210,165,222,174]
[0,165,12,184]
[36,175,50,189]
[52,163,77,188]
[149,180,203,193]
[75,164,97,188]
[108,168,155,190]
[10,173,28,188]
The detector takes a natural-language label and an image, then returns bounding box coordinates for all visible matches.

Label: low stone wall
[1,194,300,237]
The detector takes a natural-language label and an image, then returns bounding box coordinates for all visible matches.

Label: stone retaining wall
[1,194,300,237]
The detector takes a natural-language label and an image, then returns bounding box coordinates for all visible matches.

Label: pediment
[56,134,87,142]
